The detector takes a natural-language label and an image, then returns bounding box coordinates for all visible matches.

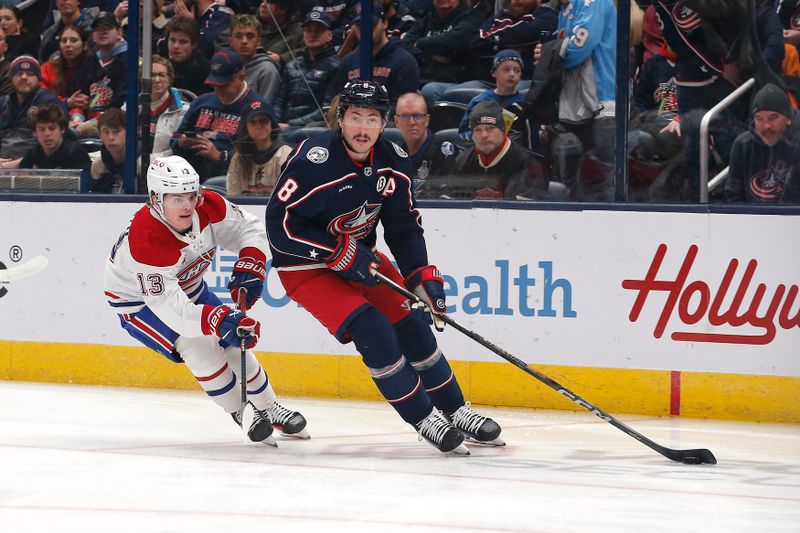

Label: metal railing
[0,169,82,193]
[699,77,755,202]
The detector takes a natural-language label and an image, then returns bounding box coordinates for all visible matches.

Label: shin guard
[347,307,432,424]
[395,314,465,413]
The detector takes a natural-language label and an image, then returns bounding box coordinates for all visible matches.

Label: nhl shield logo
[364,167,372,176]
[307,146,329,164]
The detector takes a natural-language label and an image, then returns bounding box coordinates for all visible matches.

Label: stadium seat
[175,88,198,103]
[429,101,468,132]
[280,126,329,146]
[441,86,486,105]
[78,138,102,153]
[433,128,473,151]
[547,181,569,201]
[201,176,227,196]
[382,127,404,146]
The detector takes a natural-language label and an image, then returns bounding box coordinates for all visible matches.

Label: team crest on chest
[327,201,382,239]
[307,146,329,164]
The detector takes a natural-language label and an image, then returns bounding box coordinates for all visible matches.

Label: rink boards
[0,199,798,422]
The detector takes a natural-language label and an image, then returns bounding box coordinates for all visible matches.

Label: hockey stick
[375,271,717,465]
[236,290,248,416]
[0,256,49,284]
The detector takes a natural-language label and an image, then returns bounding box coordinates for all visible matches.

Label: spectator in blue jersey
[70,12,128,137]
[395,91,458,185]
[0,56,68,161]
[534,0,616,202]
[401,0,485,105]
[171,50,269,179]
[337,3,419,113]
[302,0,359,46]
[470,0,557,85]
[172,0,234,57]
[274,11,340,128]
[724,83,800,204]
[39,0,98,62]
[457,50,533,149]
[228,14,281,102]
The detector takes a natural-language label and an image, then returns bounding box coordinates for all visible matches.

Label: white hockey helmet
[147,155,201,213]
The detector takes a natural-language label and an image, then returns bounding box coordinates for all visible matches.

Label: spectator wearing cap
[401,0,485,105]
[724,84,800,204]
[273,11,340,128]
[419,100,547,200]
[258,0,303,70]
[394,91,458,186]
[228,14,281,102]
[0,56,68,162]
[227,100,293,195]
[170,49,270,179]
[161,16,211,98]
[457,50,530,146]
[70,11,128,135]
[336,2,419,113]
[470,0,557,83]
[39,0,98,63]
[0,6,40,60]
[301,0,359,46]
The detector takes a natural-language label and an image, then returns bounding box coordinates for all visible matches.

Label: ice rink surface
[0,381,797,533]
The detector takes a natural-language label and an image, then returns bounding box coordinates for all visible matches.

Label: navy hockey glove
[202,305,261,349]
[228,247,266,311]
[405,265,446,331]
[325,233,381,286]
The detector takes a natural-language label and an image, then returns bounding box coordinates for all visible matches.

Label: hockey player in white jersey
[103,155,308,444]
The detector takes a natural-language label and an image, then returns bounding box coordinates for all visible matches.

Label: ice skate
[232,404,277,447]
[269,400,310,439]
[446,402,505,446]
[415,409,470,455]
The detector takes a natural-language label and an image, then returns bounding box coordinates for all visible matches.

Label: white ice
[0,381,798,533]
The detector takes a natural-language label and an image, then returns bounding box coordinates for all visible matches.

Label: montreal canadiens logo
[327,201,382,239]
[307,146,329,164]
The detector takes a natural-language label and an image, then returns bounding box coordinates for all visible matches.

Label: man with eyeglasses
[394,91,457,186]
[266,80,504,455]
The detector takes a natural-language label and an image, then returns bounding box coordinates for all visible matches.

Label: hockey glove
[202,305,261,349]
[325,233,381,286]
[405,265,446,331]
[228,247,266,311]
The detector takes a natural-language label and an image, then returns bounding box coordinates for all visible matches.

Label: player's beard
[342,132,376,157]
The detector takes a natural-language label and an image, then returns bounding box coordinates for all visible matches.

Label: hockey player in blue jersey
[265,80,503,455]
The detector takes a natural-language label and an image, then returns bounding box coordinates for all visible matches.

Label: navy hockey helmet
[338,79,390,120]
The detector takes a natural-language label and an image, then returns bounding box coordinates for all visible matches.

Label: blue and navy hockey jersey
[265,131,429,277]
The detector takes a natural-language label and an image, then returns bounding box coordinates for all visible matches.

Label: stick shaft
[374,271,715,464]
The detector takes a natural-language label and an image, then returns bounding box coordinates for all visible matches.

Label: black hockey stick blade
[374,271,717,465]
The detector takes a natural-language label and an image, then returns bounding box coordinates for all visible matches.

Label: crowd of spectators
[0,0,797,204]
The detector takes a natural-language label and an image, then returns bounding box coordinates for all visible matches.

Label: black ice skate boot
[232,404,277,446]
[269,400,310,439]
[415,409,469,455]
[445,402,505,446]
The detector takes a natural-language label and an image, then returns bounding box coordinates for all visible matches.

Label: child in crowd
[90,107,128,193]
[20,104,90,171]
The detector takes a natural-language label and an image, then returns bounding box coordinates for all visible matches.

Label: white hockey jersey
[103,191,267,338]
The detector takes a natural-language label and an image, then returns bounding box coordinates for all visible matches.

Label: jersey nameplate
[307,147,329,164]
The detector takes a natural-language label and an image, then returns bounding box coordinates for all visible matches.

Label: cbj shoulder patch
[306,146,329,164]
[391,141,408,158]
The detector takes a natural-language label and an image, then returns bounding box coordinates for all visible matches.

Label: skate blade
[449,443,471,455]
[261,435,278,447]
[465,436,506,447]
[278,427,311,439]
